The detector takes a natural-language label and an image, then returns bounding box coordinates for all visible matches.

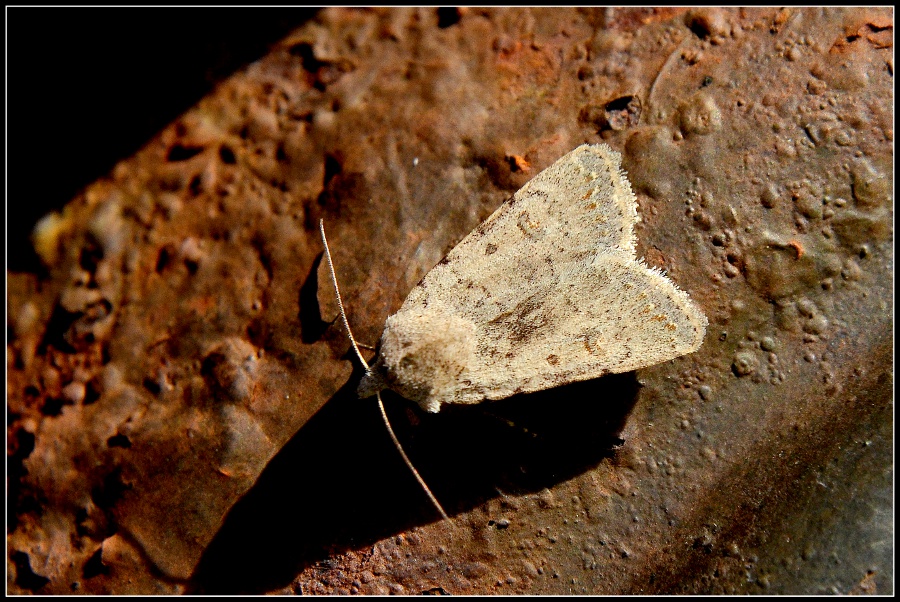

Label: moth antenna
[377,391,449,521]
[318,219,370,368]
[319,219,450,521]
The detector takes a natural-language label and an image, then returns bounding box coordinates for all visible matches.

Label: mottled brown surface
[7,7,893,594]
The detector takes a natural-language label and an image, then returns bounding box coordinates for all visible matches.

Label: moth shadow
[419,372,639,500]
[297,251,328,344]
[190,372,638,593]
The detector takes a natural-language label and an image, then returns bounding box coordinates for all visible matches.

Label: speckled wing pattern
[391,144,707,409]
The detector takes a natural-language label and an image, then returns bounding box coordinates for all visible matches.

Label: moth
[320,143,707,518]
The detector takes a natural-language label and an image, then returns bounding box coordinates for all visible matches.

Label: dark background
[7,8,319,273]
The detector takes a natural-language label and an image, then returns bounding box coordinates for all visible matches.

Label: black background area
[7,8,319,273]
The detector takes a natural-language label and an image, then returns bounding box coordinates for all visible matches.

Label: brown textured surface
[7,7,893,594]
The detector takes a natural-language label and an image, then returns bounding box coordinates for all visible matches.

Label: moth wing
[387,144,705,406]
[401,144,639,321]
[456,254,708,402]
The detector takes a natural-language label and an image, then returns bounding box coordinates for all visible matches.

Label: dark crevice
[323,153,342,189]
[11,551,50,592]
[314,153,367,219]
[437,7,463,28]
[298,252,330,344]
[250,235,274,284]
[8,428,37,532]
[605,95,635,112]
[83,378,102,405]
[38,304,80,354]
[579,96,642,132]
[155,246,174,273]
[603,95,642,130]
[143,376,162,395]
[288,42,323,72]
[276,143,288,163]
[245,317,269,353]
[219,145,236,164]
[41,397,66,417]
[288,42,354,91]
[167,144,205,162]
[91,469,132,510]
[78,241,104,274]
[82,548,110,579]
[686,13,714,39]
[189,174,204,196]
[107,433,132,449]
[74,507,90,537]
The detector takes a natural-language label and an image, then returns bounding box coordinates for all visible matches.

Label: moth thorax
[371,308,475,413]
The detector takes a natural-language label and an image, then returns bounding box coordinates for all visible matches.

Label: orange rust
[508,154,531,173]
[831,16,894,53]
[787,240,804,259]
[604,8,689,30]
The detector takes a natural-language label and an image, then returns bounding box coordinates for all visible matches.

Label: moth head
[358,308,475,413]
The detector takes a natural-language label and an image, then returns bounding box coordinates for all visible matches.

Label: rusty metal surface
[7,7,893,594]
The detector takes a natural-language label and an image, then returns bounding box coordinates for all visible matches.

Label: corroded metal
[8,7,892,594]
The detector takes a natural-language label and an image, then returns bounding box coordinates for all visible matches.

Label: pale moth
[320,143,707,519]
